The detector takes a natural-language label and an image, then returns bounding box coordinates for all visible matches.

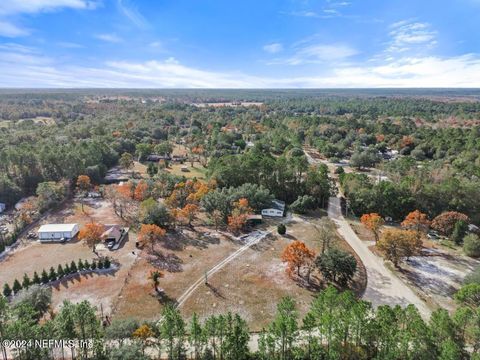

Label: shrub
[49,267,57,281]
[12,279,22,294]
[91,261,97,270]
[57,264,64,278]
[104,258,111,269]
[3,283,11,297]
[32,271,41,285]
[84,260,90,269]
[22,273,31,289]
[41,269,49,284]
[463,234,480,258]
[98,258,105,269]
[277,223,286,235]
[70,261,78,273]
[78,259,84,271]
[316,248,357,287]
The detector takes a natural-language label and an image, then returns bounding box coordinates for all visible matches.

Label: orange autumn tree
[179,203,199,227]
[377,229,422,267]
[138,224,166,252]
[79,222,105,253]
[227,198,252,233]
[360,213,385,243]
[133,324,155,354]
[134,180,149,201]
[431,211,470,237]
[76,175,92,193]
[402,210,431,239]
[281,240,315,277]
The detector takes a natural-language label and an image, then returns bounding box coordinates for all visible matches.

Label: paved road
[328,196,431,318]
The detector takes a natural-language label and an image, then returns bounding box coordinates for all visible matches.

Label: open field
[113,214,366,330]
[167,162,206,179]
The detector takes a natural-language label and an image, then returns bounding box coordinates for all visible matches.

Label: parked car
[27,232,37,239]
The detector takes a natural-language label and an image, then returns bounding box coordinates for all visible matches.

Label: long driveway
[328,196,431,318]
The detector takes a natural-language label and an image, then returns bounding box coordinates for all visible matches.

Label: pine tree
[22,273,31,289]
[12,279,22,294]
[49,266,57,281]
[41,269,49,284]
[32,271,41,284]
[78,259,84,271]
[3,283,11,297]
[64,263,70,274]
[57,264,64,278]
[84,259,90,270]
[70,260,78,273]
[91,261,97,270]
[104,258,111,269]
[98,258,104,269]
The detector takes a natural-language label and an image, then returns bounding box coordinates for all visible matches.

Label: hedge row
[2,257,112,297]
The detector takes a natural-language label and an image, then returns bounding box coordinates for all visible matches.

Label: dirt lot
[398,248,479,311]
[114,214,366,330]
[0,198,139,316]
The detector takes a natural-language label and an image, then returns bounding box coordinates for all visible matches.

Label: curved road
[328,196,431,318]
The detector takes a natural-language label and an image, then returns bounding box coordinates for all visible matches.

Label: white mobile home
[261,200,286,217]
[38,223,79,242]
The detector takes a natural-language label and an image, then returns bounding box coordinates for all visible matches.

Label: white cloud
[117,0,148,29]
[0,0,99,15]
[95,33,123,43]
[270,43,358,65]
[0,0,98,38]
[388,20,437,53]
[0,20,30,37]
[263,43,283,54]
[1,44,480,88]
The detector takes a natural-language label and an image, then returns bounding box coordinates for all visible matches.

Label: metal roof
[38,224,78,233]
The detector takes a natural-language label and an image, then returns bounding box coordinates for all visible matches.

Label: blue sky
[0,0,479,87]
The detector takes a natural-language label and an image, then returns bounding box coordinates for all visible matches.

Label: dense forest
[1,89,480,222]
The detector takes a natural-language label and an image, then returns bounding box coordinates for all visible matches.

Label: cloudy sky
[0,0,479,88]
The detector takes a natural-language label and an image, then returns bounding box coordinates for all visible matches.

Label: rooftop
[38,224,78,233]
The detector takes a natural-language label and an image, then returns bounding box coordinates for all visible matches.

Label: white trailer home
[38,223,79,242]
[261,199,286,217]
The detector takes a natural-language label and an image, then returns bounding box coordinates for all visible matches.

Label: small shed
[38,223,79,242]
[261,200,286,217]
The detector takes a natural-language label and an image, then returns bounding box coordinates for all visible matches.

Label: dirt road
[328,196,431,318]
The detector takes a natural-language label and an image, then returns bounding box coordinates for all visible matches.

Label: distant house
[261,200,286,217]
[146,154,171,162]
[0,203,5,213]
[38,223,79,242]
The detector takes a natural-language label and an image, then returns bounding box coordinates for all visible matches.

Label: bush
[32,271,41,285]
[84,260,90,269]
[91,261,97,270]
[316,248,357,287]
[41,269,49,284]
[78,259,84,271]
[104,258,111,269]
[98,258,105,269]
[57,264,64,278]
[277,223,286,235]
[463,234,480,258]
[49,267,57,281]
[22,273,31,289]
[12,279,22,294]
[70,261,78,273]
[3,283,11,297]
